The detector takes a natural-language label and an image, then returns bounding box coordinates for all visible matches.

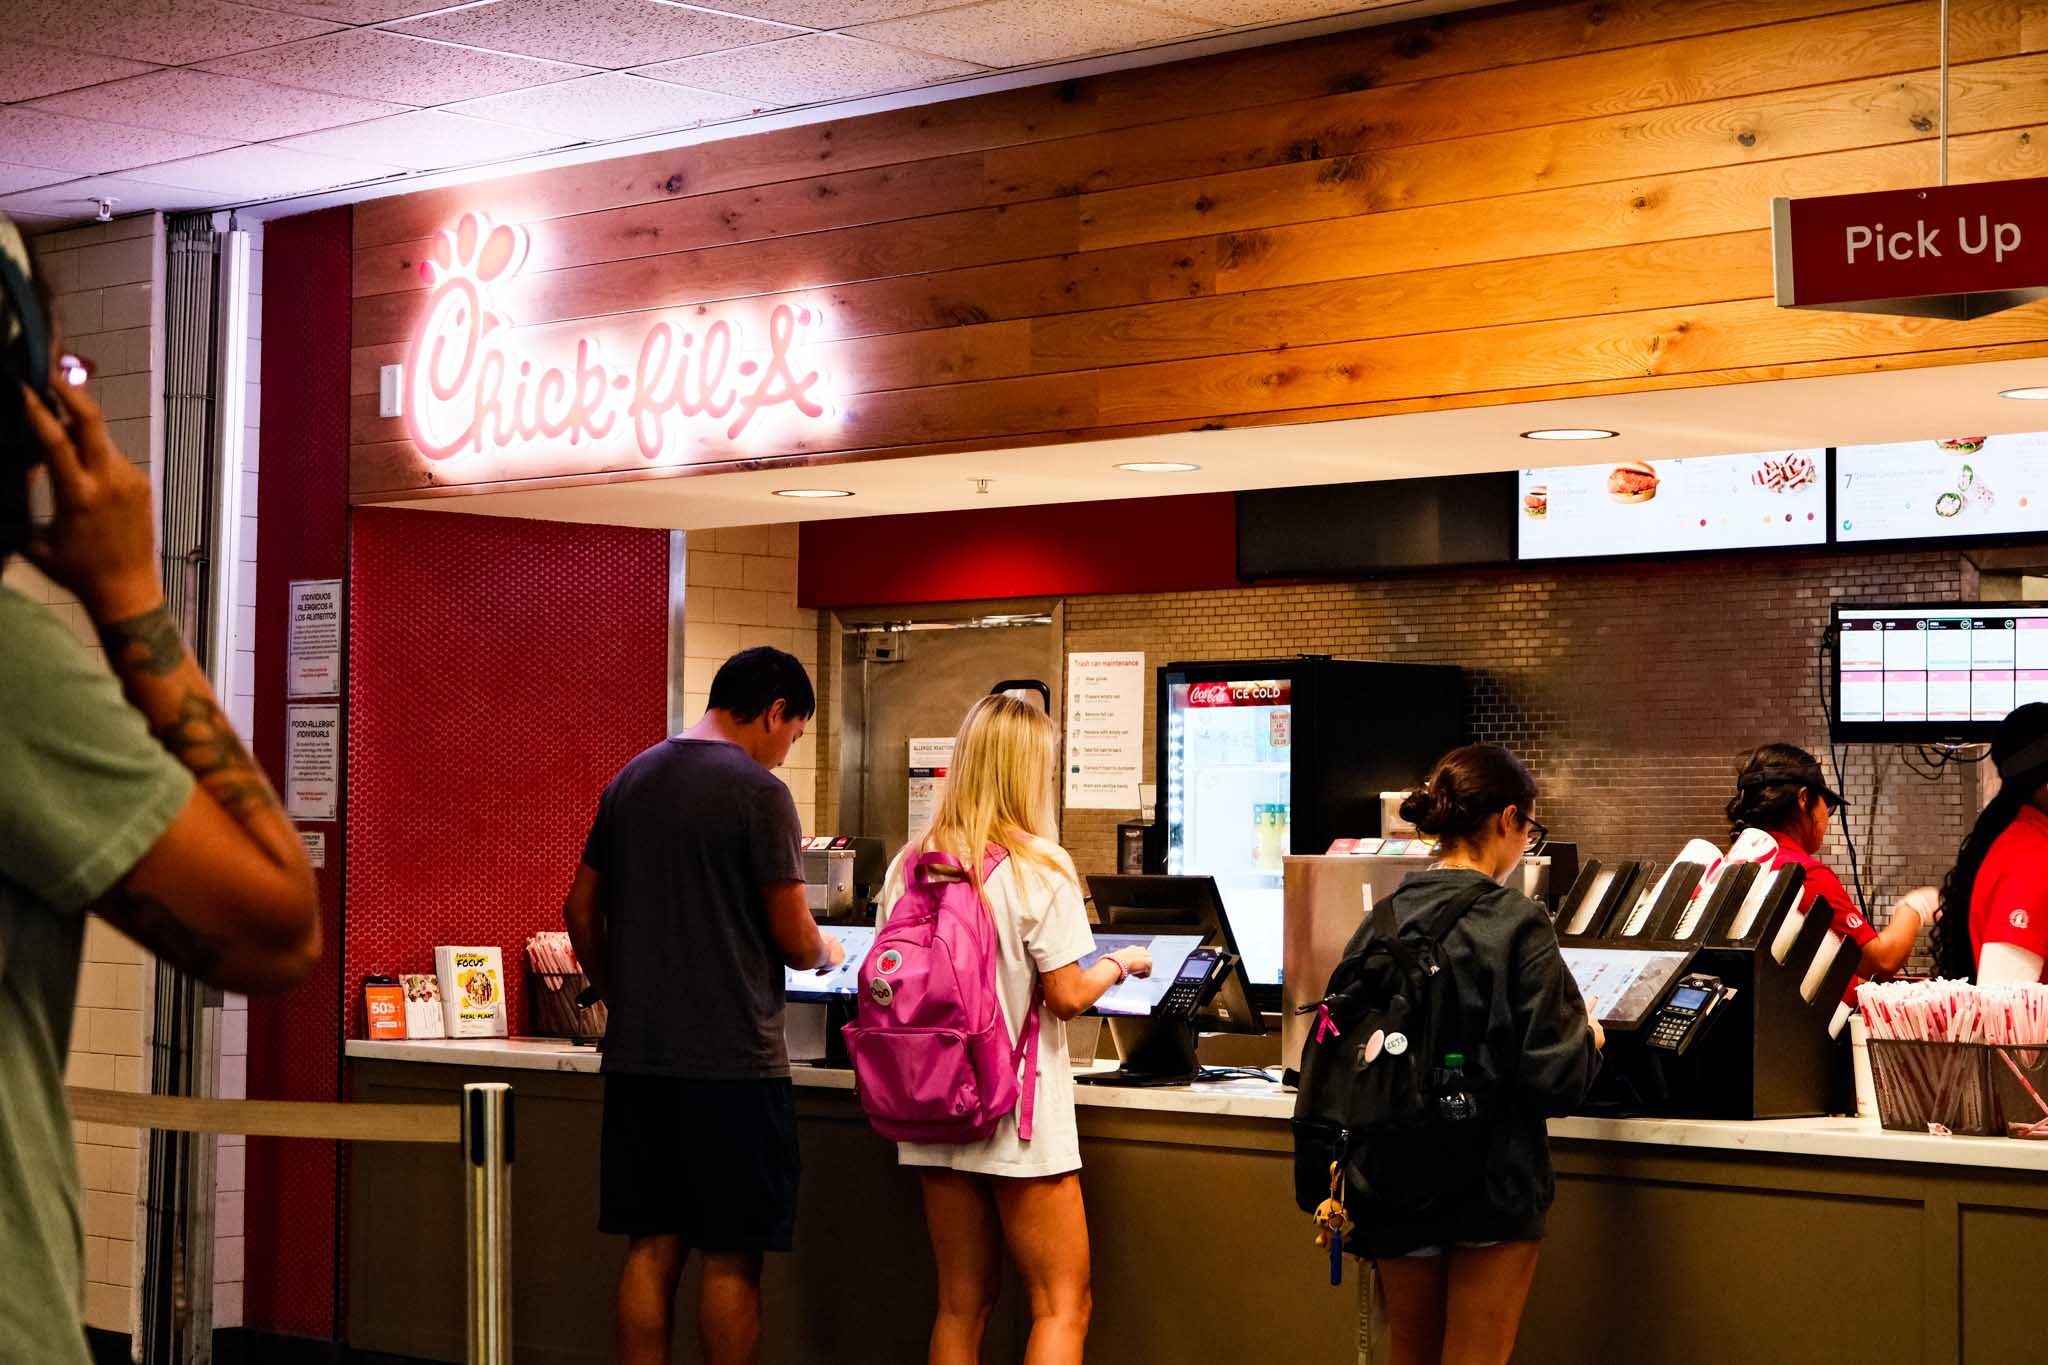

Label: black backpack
[1291,881,1497,1222]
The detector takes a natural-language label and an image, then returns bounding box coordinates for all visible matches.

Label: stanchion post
[462,1082,514,1365]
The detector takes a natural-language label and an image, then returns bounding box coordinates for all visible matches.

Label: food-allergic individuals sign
[907,736,954,833]
[287,578,342,698]
[286,705,340,821]
[1065,652,1144,810]
[1773,178,2048,318]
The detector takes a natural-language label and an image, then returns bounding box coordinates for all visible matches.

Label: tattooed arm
[20,378,318,993]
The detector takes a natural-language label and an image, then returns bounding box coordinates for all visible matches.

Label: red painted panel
[796,493,1237,607]
[347,507,668,1040]
[247,205,352,1339]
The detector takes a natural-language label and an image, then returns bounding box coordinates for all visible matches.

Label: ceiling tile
[0,41,159,103]
[125,143,404,197]
[445,72,757,140]
[635,31,979,103]
[0,174,225,221]
[848,0,1210,65]
[684,0,973,26]
[0,108,239,176]
[0,165,79,197]
[273,109,579,170]
[10,0,343,67]
[228,0,472,18]
[1141,0,1390,24]
[388,0,792,70]
[200,29,590,105]
[27,71,412,143]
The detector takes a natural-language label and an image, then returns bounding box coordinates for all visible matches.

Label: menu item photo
[1606,461,1660,503]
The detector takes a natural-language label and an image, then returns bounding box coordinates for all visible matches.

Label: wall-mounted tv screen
[1831,603,2048,742]
[1835,434,2048,544]
[1516,450,1828,561]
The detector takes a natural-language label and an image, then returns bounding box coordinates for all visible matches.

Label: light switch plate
[378,364,402,418]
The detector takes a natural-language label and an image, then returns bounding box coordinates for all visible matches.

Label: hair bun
[1398,779,1450,836]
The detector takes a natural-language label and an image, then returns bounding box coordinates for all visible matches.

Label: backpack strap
[978,844,1040,1140]
[1368,879,1496,945]
[1013,978,1043,1142]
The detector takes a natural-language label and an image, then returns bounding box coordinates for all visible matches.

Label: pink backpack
[843,846,1041,1144]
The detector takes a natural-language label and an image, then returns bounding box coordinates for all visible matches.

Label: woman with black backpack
[1349,744,1603,1365]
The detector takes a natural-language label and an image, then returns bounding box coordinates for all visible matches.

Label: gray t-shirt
[581,738,805,1079]
[0,587,192,1364]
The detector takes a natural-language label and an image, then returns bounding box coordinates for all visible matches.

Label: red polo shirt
[1760,831,1877,1004]
[1970,804,2048,978]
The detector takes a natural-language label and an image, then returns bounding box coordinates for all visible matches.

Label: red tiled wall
[346,507,669,1037]
[247,206,352,1339]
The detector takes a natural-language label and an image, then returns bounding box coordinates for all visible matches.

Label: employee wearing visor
[1935,704,2048,985]
[1725,744,1929,997]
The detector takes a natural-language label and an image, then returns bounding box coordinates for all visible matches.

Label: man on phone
[562,646,843,1365]
[1,217,321,1363]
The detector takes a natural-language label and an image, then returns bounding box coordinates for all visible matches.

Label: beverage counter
[344,1038,2048,1364]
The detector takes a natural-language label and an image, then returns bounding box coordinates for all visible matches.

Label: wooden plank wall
[350,0,2048,501]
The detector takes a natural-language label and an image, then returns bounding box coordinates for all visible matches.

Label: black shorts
[599,1073,800,1251]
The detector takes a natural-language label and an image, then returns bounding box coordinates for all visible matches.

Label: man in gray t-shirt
[563,646,840,1365]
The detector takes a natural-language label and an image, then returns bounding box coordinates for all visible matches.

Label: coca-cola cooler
[1153,657,1464,1001]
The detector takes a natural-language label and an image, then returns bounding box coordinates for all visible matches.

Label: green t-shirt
[0,585,192,1362]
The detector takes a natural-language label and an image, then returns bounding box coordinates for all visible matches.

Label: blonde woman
[875,694,1151,1365]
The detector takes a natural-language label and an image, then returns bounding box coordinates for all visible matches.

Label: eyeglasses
[1522,817,1548,853]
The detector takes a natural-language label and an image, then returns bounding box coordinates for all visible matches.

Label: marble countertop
[344,1037,2048,1172]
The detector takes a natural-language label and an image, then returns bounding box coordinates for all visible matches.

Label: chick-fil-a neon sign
[401,212,834,465]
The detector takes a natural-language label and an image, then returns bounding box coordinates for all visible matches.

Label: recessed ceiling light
[1999,386,2048,400]
[772,488,853,498]
[1116,461,1201,472]
[1520,428,1618,441]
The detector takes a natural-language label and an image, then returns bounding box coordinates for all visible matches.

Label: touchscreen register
[783,926,879,1002]
[1080,934,1205,1017]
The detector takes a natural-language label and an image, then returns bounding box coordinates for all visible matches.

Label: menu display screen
[1836,434,2048,543]
[1517,450,1827,561]
[1834,605,2048,739]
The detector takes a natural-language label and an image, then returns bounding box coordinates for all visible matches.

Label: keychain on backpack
[1311,1158,1353,1286]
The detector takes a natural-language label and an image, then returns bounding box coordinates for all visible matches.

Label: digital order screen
[783,926,879,1000]
[1836,607,2048,726]
[1836,434,2048,543]
[1516,450,1827,561]
[1081,934,1205,1017]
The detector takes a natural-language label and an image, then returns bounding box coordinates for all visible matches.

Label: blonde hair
[913,693,1074,894]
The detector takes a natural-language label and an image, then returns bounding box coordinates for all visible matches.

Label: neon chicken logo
[402,212,834,465]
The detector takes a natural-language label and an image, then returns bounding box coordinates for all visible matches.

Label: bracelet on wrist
[1107,953,1128,984]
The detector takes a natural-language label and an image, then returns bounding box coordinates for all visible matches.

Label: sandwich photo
[1937,437,1986,454]
[1523,484,1548,519]
[1606,461,1659,504]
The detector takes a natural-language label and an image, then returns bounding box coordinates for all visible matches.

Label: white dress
[874,841,1097,1178]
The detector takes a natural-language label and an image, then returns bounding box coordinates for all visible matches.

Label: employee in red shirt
[1935,704,2048,985]
[1726,745,1926,999]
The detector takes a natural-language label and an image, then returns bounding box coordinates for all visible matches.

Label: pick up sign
[1772,178,2048,319]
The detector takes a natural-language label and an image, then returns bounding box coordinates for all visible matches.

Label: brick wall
[16,212,166,1335]
[1060,548,1980,970]
[680,525,823,830]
